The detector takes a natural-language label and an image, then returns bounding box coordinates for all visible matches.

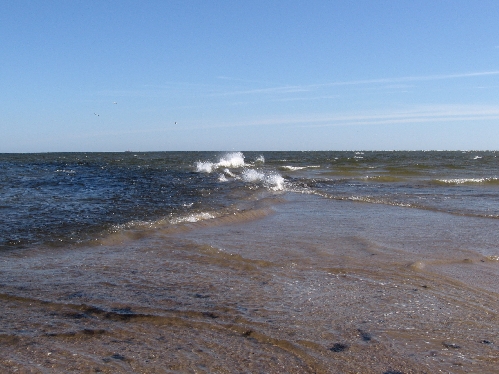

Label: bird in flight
[94,113,99,116]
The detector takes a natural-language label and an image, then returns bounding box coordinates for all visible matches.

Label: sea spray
[242,169,285,191]
[195,152,246,173]
[195,152,285,191]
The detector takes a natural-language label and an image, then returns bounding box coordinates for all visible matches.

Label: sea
[1,151,498,373]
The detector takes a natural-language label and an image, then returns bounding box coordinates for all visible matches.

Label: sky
[1,0,499,152]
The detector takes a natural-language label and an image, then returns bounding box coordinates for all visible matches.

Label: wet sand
[1,193,498,373]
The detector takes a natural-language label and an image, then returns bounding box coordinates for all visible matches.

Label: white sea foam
[223,168,236,177]
[112,211,217,233]
[242,169,285,191]
[282,165,320,171]
[217,167,238,182]
[438,177,498,184]
[195,161,215,173]
[242,169,264,183]
[171,212,215,224]
[282,166,307,171]
[195,152,284,191]
[265,173,285,191]
[217,152,246,168]
[195,152,246,173]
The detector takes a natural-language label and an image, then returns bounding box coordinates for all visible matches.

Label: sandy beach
[1,192,498,373]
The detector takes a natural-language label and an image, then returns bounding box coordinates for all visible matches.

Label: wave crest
[242,169,285,191]
[195,152,246,173]
[195,152,285,191]
[436,177,499,185]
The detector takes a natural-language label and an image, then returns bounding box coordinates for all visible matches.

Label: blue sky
[1,1,499,152]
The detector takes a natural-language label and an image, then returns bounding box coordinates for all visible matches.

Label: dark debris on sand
[329,343,349,352]
[442,342,461,349]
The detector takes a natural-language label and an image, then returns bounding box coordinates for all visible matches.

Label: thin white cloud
[214,71,499,97]
[302,105,499,128]
[216,76,272,85]
[211,85,310,96]
[271,95,340,102]
[318,71,499,88]
[188,105,499,130]
[96,71,499,102]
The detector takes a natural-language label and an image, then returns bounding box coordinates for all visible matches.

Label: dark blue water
[0,152,237,249]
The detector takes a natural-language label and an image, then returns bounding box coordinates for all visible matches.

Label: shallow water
[1,191,498,373]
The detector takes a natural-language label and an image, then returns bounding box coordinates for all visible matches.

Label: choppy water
[1,151,498,250]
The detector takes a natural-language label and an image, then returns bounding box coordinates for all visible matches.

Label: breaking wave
[195,152,285,191]
[195,152,246,173]
[242,169,285,191]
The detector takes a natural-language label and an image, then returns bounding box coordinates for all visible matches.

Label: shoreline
[1,192,498,373]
